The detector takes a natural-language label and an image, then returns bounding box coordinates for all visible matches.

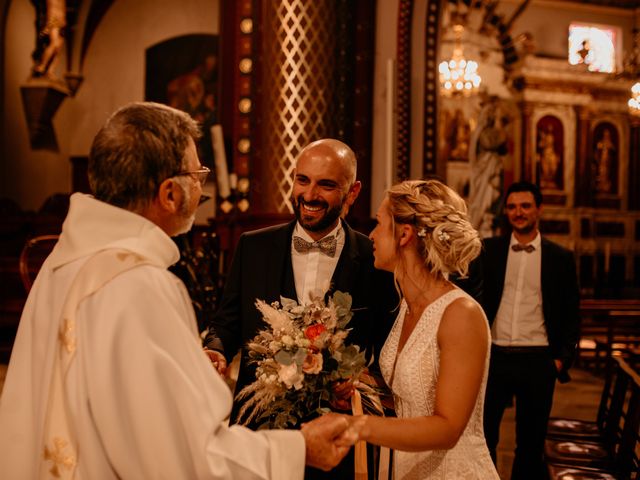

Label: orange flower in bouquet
[235,291,382,429]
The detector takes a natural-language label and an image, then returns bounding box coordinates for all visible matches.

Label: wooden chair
[546,358,640,479]
[546,382,640,479]
[577,300,640,370]
[547,357,625,442]
[594,311,640,372]
[18,234,59,293]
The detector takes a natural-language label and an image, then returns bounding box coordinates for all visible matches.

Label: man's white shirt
[291,221,345,304]
[492,232,549,346]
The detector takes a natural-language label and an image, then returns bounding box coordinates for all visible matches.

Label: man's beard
[292,196,343,232]
[175,213,196,236]
[511,217,535,235]
[174,185,196,235]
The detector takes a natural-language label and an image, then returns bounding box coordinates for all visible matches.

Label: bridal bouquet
[236,291,382,428]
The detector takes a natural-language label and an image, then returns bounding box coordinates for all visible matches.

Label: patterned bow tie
[293,235,337,257]
[512,243,535,253]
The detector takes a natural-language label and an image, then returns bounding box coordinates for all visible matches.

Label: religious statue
[468,100,509,237]
[577,39,590,65]
[538,126,561,190]
[448,109,470,160]
[31,0,67,80]
[595,127,616,194]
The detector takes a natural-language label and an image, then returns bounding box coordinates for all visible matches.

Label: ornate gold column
[521,102,534,182]
[575,105,592,207]
[257,0,337,214]
[629,115,640,211]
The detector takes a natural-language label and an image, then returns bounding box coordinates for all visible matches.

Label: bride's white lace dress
[379,289,499,479]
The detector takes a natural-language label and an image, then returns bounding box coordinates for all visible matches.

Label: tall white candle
[385,59,395,191]
[211,124,231,199]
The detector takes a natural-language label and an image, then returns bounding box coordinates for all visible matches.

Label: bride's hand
[335,415,368,447]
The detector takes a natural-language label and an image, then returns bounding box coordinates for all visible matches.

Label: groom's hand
[301,413,353,471]
[330,380,354,411]
[203,348,227,376]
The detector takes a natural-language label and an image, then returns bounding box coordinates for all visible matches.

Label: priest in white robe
[0,102,351,479]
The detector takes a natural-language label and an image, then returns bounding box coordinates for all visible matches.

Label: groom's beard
[291,195,344,233]
[510,216,536,235]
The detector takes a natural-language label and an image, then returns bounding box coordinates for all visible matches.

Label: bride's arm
[346,297,488,452]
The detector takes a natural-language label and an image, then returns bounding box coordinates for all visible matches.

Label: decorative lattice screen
[261,0,337,213]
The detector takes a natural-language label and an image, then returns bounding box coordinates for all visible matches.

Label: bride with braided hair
[339,179,498,479]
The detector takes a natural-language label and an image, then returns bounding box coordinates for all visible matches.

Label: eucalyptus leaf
[274,350,294,365]
[332,290,353,311]
[292,348,308,366]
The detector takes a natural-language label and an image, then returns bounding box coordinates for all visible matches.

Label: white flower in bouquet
[235,291,381,429]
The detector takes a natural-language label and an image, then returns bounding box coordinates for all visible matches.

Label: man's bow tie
[293,235,337,257]
[512,243,535,253]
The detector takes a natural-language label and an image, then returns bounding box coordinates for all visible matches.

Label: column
[574,105,592,207]
[520,102,533,182]
[629,116,640,211]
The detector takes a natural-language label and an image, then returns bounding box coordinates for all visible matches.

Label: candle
[211,124,231,199]
[385,59,395,191]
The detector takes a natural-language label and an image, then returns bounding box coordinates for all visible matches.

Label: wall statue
[536,116,564,191]
[468,99,510,237]
[31,0,67,80]
[593,124,618,195]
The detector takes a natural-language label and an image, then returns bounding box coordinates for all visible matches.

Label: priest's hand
[203,348,227,376]
[336,415,368,446]
[301,413,355,471]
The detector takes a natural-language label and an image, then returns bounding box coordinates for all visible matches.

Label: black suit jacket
[204,220,397,419]
[473,235,580,382]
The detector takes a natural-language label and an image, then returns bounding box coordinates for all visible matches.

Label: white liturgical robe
[0,193,305,479]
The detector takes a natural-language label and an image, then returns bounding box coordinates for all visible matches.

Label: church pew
[577,300,640,371]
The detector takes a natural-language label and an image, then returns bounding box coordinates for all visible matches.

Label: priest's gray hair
[88,101,201,212]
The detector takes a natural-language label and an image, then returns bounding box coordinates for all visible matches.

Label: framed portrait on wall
[145,34,220,169]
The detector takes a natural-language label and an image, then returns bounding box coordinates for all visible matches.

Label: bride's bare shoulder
[439,295,487,339]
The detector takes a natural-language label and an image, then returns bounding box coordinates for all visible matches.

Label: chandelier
[623,28,640,116]
[630,82,640,116]
[439,24,482,96]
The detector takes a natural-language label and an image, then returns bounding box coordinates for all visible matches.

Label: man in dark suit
[203,138,396,479]
[474,181,579,480]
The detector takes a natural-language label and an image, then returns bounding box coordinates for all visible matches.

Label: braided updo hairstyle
[387,179,481,279]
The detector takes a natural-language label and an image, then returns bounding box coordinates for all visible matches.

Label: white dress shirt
[291,221,345,304]
[492,232,549,346]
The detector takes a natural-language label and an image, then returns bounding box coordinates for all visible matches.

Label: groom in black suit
[204,139,396,479]
[472,181,579,480]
